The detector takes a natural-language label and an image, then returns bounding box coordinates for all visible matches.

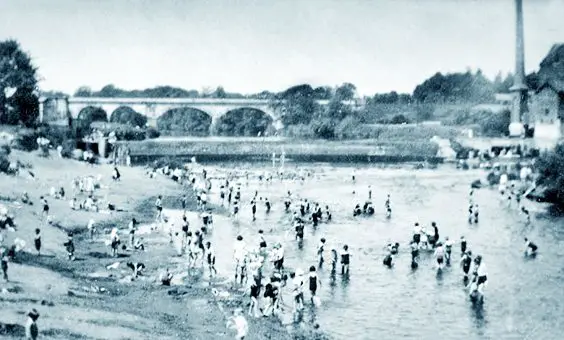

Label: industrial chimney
[509,0,528,137]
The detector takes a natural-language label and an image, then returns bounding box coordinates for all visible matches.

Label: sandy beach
[0,150,293,340]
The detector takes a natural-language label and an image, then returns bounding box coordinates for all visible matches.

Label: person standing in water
[317,238,326,268]
[308,266,322,305]
[250,198,257,221]
[341,245,351,276]
[472,255,488,295]
[434,242,445,270]
[444,237,454,265]
[460,236,467,256]
[330,249,338,276]
[460,251,473,280]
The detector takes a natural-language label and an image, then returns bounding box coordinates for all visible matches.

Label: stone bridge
[40,96,340,129]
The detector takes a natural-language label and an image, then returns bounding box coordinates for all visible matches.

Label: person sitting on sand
[21,192,32,205]
[227,308,248,340]
[160,268,173,286]
[112,167,121,181]
[126,262,146,278]
[134,237,145,251]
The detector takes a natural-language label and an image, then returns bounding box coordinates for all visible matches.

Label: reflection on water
[180,163,564,340]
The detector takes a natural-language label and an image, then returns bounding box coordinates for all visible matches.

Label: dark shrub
[61,139,76,158]
[157,108,212,136]
[11,129,38,151]
[0,144,11,156]
[0,155,10,173]
[145,127,160,139]
[110,106,147,127]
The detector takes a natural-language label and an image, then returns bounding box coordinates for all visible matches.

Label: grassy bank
[0,150,292,339]
[120,137,443,164]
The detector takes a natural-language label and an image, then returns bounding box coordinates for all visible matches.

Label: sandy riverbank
[0,150,296,340]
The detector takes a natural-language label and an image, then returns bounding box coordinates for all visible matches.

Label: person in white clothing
[473,255,488,294]
[233,236,247,283]
[227,308,248,340]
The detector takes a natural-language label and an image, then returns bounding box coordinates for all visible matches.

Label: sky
[1,0,563,96]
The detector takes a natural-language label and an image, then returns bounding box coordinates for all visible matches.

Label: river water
[174,163,564,340]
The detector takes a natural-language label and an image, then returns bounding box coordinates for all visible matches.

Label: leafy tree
[0,40,39,126]
[535,143,564,207]
[334,83,356,101]
[215,108,273,137]
[273,84,319,126]
[213,86,227,99]
[157,108,212,136]
[110,106,147,127]
[313,86,333,100]
[74,86,92,97]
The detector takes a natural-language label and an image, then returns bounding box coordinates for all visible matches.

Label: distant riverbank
[118,137,443,164]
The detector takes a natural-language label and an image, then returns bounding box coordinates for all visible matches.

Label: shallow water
[176,163,564,340]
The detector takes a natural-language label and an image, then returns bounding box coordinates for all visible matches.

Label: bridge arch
[77,106,108,123]
[109,106,147,127]
[156,107,212,136]
[215,107,274,137]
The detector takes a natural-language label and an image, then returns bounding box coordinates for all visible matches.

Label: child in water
[341,245,351,276]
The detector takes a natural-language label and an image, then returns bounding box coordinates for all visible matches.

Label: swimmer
[412,223,422,247]
[460,251,472,280]
[472,255,488,295]
[473,204,479,223]
[460,236,467,256]
[383,252,393,268]
[308,266,322,305]
[524,238,538,256]
[317,238,326,267]
[444,237,454,265]
[434,242,445,270]
[520,206,531,223]
[341,245,351,276]
[206,242,217,277]
[330,249,338,275]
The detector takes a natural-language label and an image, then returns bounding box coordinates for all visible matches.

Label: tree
[215,108,273,137]
[213,86,227,99]
[334,83,356,101]
[273,84,319,126]
[74,86,92,97]
[0,40,39,126]
[156,108,212,136]
[535,143,564,207]
[110,106,147,127]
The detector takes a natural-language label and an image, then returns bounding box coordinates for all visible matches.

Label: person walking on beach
[63,233,75,261]
[25,308,40,340]
[41,197,49,219]
[87,219,96,240]
[110,228,120,257]
[205,241,217,277]
[128,218,137,249]
[1,246,9,281]
[34,228,41,256]
[155,195,163,221]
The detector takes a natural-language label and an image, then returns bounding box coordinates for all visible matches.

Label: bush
[0,144,11,156]
[114,126,146,141]
[157,108,212,136]
[37,124,72,147]
[145,127,160,139]
[0,155,9,173]
[283,124,316,139]
[389,114,410,124]
[11,129,38,151]
[61,139,76,158]
[110,106,147,127]
[215,109,273,137]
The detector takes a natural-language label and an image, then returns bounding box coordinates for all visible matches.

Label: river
[171,162,564,340]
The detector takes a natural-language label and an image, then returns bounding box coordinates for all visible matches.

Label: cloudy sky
[1,0,563,95]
